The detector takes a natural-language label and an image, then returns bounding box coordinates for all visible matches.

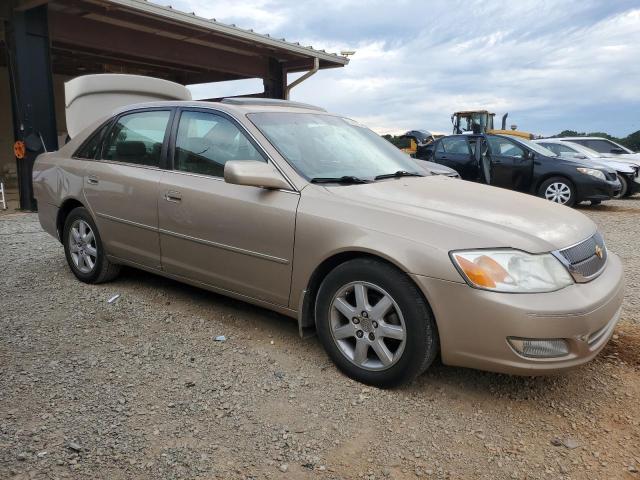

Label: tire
[615,174,628,199]
[315,258,439,388]
[538,177,576,207]
[63,207,120,284]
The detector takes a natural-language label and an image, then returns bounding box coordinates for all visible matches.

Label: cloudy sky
[175,0,640,137]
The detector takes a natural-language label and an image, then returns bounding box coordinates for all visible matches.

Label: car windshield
[248,112,425,181]
[506,136,557,157]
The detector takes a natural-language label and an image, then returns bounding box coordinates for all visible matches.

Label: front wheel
[315,258,439,388]
[538,177,576,207]
[63,207,121,284]
[614,174,628,199]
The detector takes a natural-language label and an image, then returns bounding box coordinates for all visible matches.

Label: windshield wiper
[374,170,424,180]
[310,176,370,184]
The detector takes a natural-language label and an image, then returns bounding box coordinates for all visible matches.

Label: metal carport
[0,0,349,210]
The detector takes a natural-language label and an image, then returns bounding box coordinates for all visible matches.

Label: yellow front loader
[452,110,533,139]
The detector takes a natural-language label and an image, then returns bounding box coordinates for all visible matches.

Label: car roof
[558,137,610,140]
[111,98,329,117]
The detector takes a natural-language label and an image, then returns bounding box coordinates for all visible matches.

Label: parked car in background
[429,134,620,206]
[560,136,640,161]
[32,75,625,387]
[535,139,640,198]
[418,160,460,178]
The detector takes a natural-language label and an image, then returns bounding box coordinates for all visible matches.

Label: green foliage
[552,130,639,152]
[382,134,407,148]
[624,131,640,151]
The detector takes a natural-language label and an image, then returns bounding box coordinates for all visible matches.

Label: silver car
[32,74,625,387]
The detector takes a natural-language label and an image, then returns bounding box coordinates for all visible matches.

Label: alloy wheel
[544,182,571,204]
[68,219,98,273]
[329,281,406,371]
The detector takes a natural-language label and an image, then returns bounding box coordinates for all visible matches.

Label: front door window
[174,111,266,177]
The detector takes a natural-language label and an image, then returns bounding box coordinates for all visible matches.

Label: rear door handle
[87,175,99,185]
[165,190,182,202]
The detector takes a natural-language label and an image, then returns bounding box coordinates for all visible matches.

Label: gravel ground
[1,198,639,480]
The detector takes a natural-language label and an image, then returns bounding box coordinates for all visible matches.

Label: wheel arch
[297,250,437,339]
[56,198,85,242]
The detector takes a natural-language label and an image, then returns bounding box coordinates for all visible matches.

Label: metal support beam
[7,5,57,211]
[263,58,285,99]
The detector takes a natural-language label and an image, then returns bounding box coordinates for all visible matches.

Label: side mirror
[224,161,290,190]
[610,148,625,154]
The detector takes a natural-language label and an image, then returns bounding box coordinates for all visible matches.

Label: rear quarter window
[74,122,112,159]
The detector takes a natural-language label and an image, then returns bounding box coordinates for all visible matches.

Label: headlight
[577,167,606,181]
[450,249,573,293]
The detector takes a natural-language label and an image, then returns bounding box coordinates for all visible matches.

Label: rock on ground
[1,198,639,479]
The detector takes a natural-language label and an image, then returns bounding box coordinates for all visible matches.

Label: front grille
[557,232,607,282]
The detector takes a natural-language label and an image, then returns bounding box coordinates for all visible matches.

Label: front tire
[63,207,120,284]
[615,174,628,199]
[315,258,439,388]
[538,177,576,207]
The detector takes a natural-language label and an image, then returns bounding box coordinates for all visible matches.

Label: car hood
[420,161,458,176]
[326,176,596,253]
[598,155,640,168]
[590,159,636,173]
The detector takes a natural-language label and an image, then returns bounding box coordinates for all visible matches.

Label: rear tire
[538,177,576,207]
[615,174,628,199]
[315,258,439,388]
[63,207,121,284]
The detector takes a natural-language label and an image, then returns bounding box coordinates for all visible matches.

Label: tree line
[552,130,640,151]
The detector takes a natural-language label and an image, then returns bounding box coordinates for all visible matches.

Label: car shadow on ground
[109,266,624,404]
[576,195,640,212]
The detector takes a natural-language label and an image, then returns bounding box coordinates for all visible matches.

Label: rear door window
[583,139,618,153]
[101,110,171,166]
[571,139,618,153]
[441,137,470,154]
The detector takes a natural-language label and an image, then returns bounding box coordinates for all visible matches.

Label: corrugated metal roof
[104,0,349,66]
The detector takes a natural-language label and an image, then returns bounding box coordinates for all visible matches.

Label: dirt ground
[1,197,639,480]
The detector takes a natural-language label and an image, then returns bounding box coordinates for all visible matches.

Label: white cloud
[175,0,640,136]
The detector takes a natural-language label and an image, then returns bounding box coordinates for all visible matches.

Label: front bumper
[576,176,620,202]
[412,253,624,375]
[628,172,640,194]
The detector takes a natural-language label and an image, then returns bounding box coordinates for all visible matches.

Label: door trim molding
[96,212,157,232]
[159,227,290,265]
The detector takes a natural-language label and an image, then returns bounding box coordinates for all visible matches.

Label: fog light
[507,338,569,358]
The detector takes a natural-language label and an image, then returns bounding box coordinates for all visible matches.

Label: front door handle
[87,175,99,185]
[165,190,182,202]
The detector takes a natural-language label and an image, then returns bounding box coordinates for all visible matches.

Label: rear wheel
[63,207,120,284]
[315,258,438,388]
[614,174,628,199]
[538,177,576,207]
